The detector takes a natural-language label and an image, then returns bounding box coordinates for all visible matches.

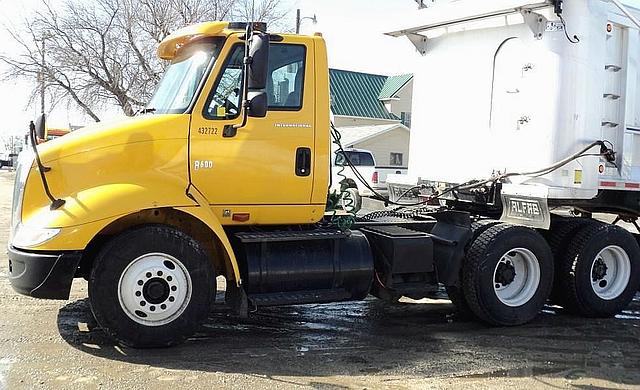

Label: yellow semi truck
[8,20,640,348]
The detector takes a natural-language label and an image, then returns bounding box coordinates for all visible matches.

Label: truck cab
[9,22,335,346]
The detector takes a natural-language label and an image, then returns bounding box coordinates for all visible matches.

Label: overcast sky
[0,0,638,135]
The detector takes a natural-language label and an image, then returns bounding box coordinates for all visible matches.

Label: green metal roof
[329,69,399,120]
[378,73,413,99]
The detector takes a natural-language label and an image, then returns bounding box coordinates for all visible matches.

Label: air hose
[327,124,357,230]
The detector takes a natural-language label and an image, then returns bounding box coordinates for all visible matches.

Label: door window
[204,44,244,119]
[204,43,306,119]
[267,44,306,110]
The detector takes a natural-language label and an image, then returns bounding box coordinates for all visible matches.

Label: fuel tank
[234,229,374,306]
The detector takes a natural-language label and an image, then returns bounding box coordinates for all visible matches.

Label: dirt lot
[1,170,640,389]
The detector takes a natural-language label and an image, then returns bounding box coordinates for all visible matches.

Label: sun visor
[157,22,228,60]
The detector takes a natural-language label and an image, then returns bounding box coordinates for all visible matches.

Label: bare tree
[1,135,24,155]
[233,0,288,27]
[1,0,287,122]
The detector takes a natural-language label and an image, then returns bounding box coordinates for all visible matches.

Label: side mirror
[34,114,46,140]
[248,91,267,118]
[248,33,269,90]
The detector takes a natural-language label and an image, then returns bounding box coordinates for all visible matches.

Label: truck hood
[38,114,190,164]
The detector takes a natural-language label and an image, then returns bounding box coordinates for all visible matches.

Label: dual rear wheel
[449,219,640,325]
[460,223,553,325]
[551,220,640,317]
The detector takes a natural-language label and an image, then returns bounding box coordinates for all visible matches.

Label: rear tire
[558,223,640,317]
[462,223,553,326]
[545,217,597,304]
[446,219,502,320]
[89,225,215,348]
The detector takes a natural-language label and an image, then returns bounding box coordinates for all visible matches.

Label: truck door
[189,37,315,205]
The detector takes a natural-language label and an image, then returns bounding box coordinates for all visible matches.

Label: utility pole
[295,9,317,34]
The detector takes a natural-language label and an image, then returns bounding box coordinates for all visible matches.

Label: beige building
[329,69,413,168]
[337,124,410,169]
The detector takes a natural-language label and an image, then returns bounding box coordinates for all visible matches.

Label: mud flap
[500,183,551,229]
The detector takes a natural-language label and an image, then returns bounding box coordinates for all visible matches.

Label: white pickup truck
[331,148,378,197]
[331,147,408,197]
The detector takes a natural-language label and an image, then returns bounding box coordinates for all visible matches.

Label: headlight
[11,224,60,248]
[10,150,34,241]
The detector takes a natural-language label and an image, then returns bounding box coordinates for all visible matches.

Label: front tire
[89,225,215,348]
[558,223,640,317]
[462,224,553,326]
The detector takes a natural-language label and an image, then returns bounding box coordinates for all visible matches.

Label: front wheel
[462,224,553,326]
[89,225,215,348]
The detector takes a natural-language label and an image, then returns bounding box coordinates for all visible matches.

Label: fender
[20,175,242,285]
[177,186,242,285]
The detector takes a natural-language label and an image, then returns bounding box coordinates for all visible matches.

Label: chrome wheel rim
[118,253,192,326]
[590,245,630,300]
[493,248,540,307]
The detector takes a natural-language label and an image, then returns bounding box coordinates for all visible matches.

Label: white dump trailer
[378,0,640,322]
[387,0,640,228]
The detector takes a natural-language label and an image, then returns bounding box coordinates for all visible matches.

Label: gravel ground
[1,170,640,389]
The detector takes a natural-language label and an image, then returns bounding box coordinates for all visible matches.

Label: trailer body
[387,0,640,224]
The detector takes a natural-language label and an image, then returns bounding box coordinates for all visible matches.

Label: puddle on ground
[0,357,17,389]
[457,366,572,379]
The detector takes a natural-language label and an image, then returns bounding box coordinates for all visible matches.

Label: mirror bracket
[229,22,270,135]
[222,124,238,138]
[28,118,65,210]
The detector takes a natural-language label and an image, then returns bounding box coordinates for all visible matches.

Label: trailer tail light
[372,171,379,184]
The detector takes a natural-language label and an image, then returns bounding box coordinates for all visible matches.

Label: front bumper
[7,246,82,299]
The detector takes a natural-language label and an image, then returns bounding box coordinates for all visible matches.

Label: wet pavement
[1,170,640,389]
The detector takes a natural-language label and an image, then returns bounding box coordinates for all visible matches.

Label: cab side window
[205,45,244,119]
[267,44,306,110]
[205,43,306,119]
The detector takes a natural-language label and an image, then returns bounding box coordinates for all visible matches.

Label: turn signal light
[232,213,250,222]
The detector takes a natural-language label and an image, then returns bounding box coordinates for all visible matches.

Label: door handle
[295,147,311,177]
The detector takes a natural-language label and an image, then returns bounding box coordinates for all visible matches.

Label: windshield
[147,38,224,114]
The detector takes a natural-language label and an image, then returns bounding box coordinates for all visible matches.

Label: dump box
[387,0,640,219]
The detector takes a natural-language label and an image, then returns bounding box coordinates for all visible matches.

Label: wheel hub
[495,261,516,286]
[589,245,631,300]
[591,258,608,282]
[118,253,192,326]
[143,278,170,304]
[492,248,541,307]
